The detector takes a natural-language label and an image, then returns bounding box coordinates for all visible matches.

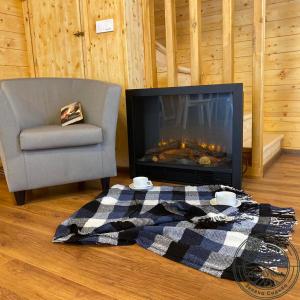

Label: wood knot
[279,70,287,80]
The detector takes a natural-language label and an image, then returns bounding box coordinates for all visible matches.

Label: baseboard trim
[263,150,282,173]
[117,166,130,174]
[282,149,300,155]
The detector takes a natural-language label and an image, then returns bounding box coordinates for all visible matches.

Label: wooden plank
[0,31,27,50]
[265,68,300,86]
[0,0,23,17]
[164,0,177,86]
[142,0,158,87]
[26,0,85,77]
[0,66,29,79]
[234,71,252,87]
[265,85,300,101]
[222,0,234,83]
[265,101,300,114]
[264,117,300,131]
[279,132,300,149]
[251,0,266,177]
[265,52,300,70]
[189,0,202,84]
[81,0,128,167]
[0,260,110,300]
[0,13,25,34]
[0,286,24,300]
[266,17,300,38]
[266,0,300,21]
[21,0,35,77]
[0,48,28,67]
[123,0,146,89]
[265,34,300,55]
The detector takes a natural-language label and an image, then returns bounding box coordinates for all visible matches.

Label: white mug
[133,176,152,188]
[215,191,237,206]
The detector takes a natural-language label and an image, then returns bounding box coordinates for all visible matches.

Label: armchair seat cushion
[20,124,103,151]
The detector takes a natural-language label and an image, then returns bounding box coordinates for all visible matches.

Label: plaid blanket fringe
[53,184,297,283]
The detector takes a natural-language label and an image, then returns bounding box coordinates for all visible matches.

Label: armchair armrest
[0,88,28,192]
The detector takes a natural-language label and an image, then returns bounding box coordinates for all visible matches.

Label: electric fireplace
[126,84,243,189]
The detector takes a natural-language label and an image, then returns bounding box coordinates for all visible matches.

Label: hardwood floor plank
[0,260,112,300]
[0,286,26,300]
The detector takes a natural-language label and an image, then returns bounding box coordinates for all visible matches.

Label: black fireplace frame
[126,83,243,189]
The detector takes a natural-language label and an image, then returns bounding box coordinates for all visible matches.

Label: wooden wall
[20,0,147,167]
[154,0,300,150]
[264,0,300,150]
[0,0,29,79]
[82,0,146,166]
[0,0,30,168]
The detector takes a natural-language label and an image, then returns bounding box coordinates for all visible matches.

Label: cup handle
[147,180,152,186]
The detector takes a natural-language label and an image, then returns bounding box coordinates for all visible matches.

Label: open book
[61,102,83,126]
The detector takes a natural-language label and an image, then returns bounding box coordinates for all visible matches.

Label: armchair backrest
[0,78,119,130]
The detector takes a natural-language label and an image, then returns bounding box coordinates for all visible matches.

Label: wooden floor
[0,153,299,300]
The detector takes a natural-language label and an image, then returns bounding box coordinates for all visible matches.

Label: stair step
[243,133,284,166]
[263,133,284,166]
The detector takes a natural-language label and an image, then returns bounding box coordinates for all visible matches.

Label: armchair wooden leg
[101,177,110,193]
[14,191,26,206]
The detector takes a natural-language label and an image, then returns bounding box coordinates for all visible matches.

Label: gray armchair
[0,78,121,205]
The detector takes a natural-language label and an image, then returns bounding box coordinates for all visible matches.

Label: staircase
[155,42,283,169]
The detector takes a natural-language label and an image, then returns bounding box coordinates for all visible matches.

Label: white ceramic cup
[215,191,237,206]
[133,176,152,188]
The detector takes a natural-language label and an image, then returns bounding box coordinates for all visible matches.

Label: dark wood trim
[14,191,26,206]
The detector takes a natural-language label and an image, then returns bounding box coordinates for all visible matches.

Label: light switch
[96,19,114,34]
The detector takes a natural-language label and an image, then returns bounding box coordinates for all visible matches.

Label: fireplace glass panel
[139,92,233,169]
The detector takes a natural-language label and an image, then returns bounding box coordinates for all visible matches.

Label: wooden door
[26,0,85,77]
[81,0,126,84]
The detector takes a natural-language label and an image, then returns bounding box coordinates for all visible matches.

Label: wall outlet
[96,19,114,34]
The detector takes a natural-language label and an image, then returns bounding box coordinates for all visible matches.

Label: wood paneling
[123,0,146,89]
[164,0,178,86]
[0,0,30,168]
[251,0,266,177]
[27,0,85,77]
[0,12,25,33]
[142,0,158,87]
[22,0,36,77]
[222,0,234,83]
[0,0,23,16]
[0,1,29,81]
[189,0,202,84]
[0,153,299,299]
[0,31,27,50]
[264,0,300,150]
[82,0,128,166]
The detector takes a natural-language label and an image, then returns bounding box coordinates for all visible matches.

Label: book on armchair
[61,102,84,126]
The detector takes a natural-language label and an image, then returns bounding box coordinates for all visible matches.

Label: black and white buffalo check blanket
[53,184,297,283]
